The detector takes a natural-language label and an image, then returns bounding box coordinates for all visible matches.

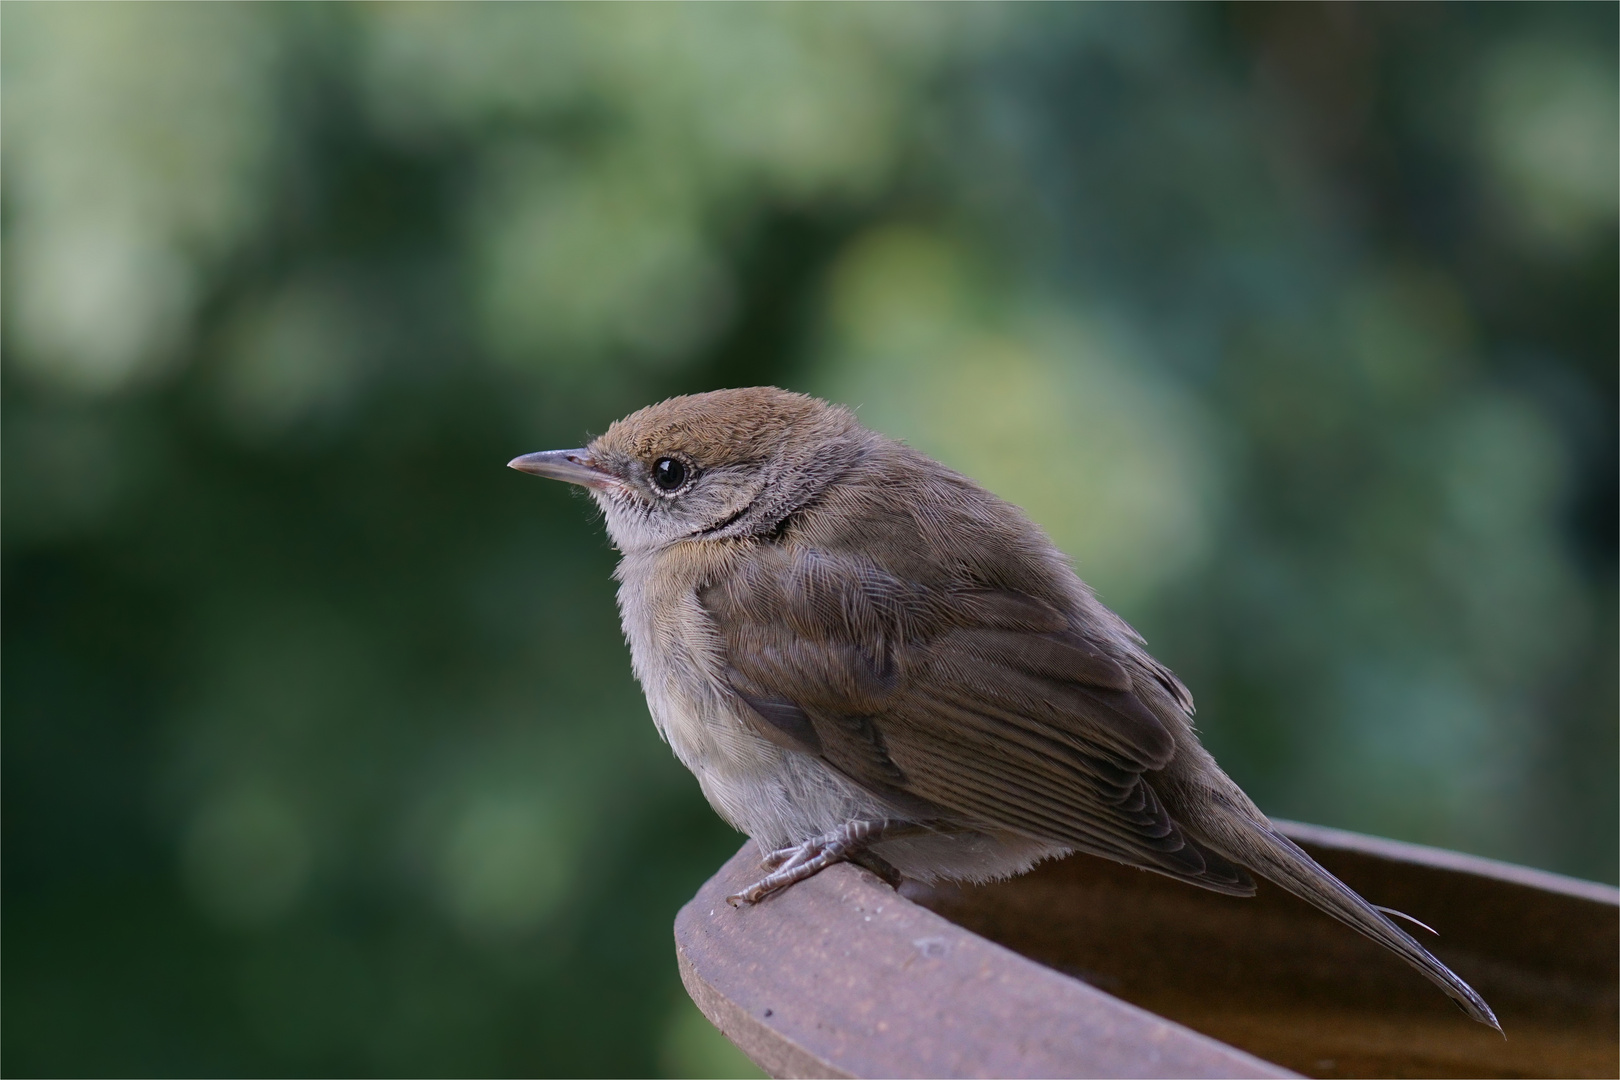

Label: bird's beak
[507,448,616,489]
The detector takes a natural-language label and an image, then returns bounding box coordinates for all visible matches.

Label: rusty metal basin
[675,821,1618,1079]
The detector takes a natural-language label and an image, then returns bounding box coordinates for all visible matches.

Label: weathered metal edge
[677,822,1617,1079]
[675,841,1300,1080]
[676,928,855,1080]
[1272,819,1620,907]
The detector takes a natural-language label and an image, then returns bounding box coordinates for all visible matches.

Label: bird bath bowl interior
[675,821,1618,1079]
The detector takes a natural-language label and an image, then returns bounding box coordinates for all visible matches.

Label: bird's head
[509,387,866,553]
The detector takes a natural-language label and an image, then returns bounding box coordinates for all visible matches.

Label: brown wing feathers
[928,628,1175,768]
[702,546,1256,895]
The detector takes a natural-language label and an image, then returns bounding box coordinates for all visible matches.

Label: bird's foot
[760,844,812,872]
[728,819,908,906]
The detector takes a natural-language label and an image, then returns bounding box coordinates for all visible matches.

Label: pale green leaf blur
[4,4,1614,1077]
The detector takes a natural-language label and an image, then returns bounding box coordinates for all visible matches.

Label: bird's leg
[728,819,918,905]
[759,843,900,887]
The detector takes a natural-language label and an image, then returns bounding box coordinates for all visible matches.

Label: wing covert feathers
[703,543,1253,895]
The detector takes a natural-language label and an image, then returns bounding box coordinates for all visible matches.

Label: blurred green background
[4,4,1615,1076]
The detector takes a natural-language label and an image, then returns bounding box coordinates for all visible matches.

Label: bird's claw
[724,884,767,907]
[728,838,829,905]
[727,823,910,906]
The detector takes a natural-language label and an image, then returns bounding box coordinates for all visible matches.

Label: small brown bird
[510,386,1498,1030]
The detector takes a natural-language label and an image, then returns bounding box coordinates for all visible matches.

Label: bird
[508,385,1499,1030]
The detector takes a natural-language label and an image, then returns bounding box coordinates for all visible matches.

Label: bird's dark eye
[652,457,688,492]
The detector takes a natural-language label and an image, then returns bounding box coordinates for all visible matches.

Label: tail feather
[1222,819,1501,1031]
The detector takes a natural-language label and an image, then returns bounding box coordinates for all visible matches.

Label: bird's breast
[613,545,882,846]
[615,549,745,763]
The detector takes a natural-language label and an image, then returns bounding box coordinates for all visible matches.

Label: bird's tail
[1217,816,1501,1031]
